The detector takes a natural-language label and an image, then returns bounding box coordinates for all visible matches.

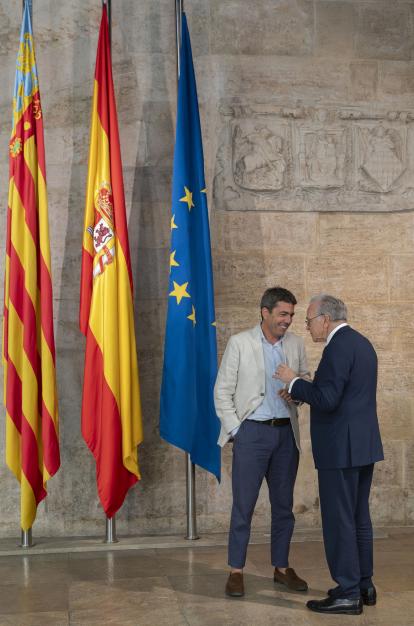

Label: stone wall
[0,0,412,537]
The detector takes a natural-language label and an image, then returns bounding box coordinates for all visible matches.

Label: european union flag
[160,13,221,481]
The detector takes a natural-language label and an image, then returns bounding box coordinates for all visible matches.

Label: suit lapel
[250,325,265,374]
[282,332,294,366]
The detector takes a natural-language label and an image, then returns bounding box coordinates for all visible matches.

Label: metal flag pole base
[104,515,119,544]
[20,528,33,548]
[185,453,200,540]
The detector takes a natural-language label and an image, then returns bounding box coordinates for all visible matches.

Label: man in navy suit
[276,294,384,616]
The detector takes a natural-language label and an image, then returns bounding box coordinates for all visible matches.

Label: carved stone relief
[297,128,346,189]
[355,124,407,193]
[232,121,289,192]
[213,104,414,212]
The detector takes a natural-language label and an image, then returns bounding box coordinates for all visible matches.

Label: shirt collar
[326,323,348,345]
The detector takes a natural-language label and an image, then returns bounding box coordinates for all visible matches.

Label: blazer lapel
[282,333,293,366]
[250,325,265,375]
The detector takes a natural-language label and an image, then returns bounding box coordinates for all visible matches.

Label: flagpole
[21,528,33,548]
[102,0,111,48]
[19,0,34,551]
[174,0,199,541]
[104,516,118,543]
[175,0,183,79]
[100,0,118,545]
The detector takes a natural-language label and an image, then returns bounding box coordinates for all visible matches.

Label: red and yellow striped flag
[3,2,60,531]
[80,5,143,518]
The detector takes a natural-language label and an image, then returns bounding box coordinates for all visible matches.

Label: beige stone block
[0,4,19,60]
[136,347,164,382]
[379,60,414,100]
[37,39,98,97]
[123,165,172,208]
[390,255,414,301]
[136,299,167,352]
[214,252,306,305]
[210,0,313,56]
[184,0,211,58]
[373,441,404,488]
[34,3,101,49]
[377,394,414,441]
[355,4,413,61]
[315,1,355,57]
[319,213,414,255]
[348,303,414,352]
[209,55,352,102]
[350,61,378,101]
[378,350,414,394]
[116,54,176,106]
[119,120,147,168]
[127,202,172,253]
[55,348,84,447]
[405,442,414,490]
[212,210,318,254]
[406,494,414,524]
[306,255,388,303]
[215,304,260,355]
[370,486,406,525]
[111,0,175,56]
[211,211,267,253]
[39,86,92,130]
[43,125,90,167]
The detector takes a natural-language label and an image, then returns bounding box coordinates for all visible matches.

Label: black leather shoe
[328,585,376,606]
[307,596,363,615]
[361,586,376,606]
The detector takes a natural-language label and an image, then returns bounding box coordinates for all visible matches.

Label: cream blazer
[214,325,310,450]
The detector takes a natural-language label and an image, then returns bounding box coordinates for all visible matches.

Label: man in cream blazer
[214,287,310,598]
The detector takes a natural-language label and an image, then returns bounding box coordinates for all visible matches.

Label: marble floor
[0,527,412,626]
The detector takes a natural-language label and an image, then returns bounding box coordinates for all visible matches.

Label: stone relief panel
[355,124,407,193]
[297,127,346,189]
[232,121,289,192]
[213,104,414,212]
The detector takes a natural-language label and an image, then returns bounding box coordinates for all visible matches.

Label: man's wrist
[288,377,300,394]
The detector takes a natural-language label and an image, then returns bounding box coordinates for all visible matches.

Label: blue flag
[160,13,221,481]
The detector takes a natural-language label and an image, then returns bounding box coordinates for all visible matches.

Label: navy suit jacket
[291,326,384,470]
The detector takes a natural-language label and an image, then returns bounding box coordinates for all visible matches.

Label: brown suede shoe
[225,572,245,597]
[274,567,308,591]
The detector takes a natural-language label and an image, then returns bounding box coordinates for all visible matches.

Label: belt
[250,417,291,427]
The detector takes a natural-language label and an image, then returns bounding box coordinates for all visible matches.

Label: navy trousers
[228,419,299,569]
[318,464,375,599]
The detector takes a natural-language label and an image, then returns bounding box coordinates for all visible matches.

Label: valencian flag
[3,1,60,530]
[160,13,221,481]
[80,5,143,518]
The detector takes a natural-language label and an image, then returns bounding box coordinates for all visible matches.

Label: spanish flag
[3,1,60,531]
[80,5,143,518]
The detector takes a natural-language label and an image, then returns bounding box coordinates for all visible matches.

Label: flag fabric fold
[80,5,143,518]
[160,13,221,481]
[3,0,60,530]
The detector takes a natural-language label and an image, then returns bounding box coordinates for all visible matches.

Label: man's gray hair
[310,294,348,321]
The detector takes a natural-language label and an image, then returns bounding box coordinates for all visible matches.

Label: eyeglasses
[305,314,323,327]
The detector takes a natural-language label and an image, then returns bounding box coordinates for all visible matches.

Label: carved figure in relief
[359,125,404,192]
[233,125,286,191]
[305,131,340,186]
